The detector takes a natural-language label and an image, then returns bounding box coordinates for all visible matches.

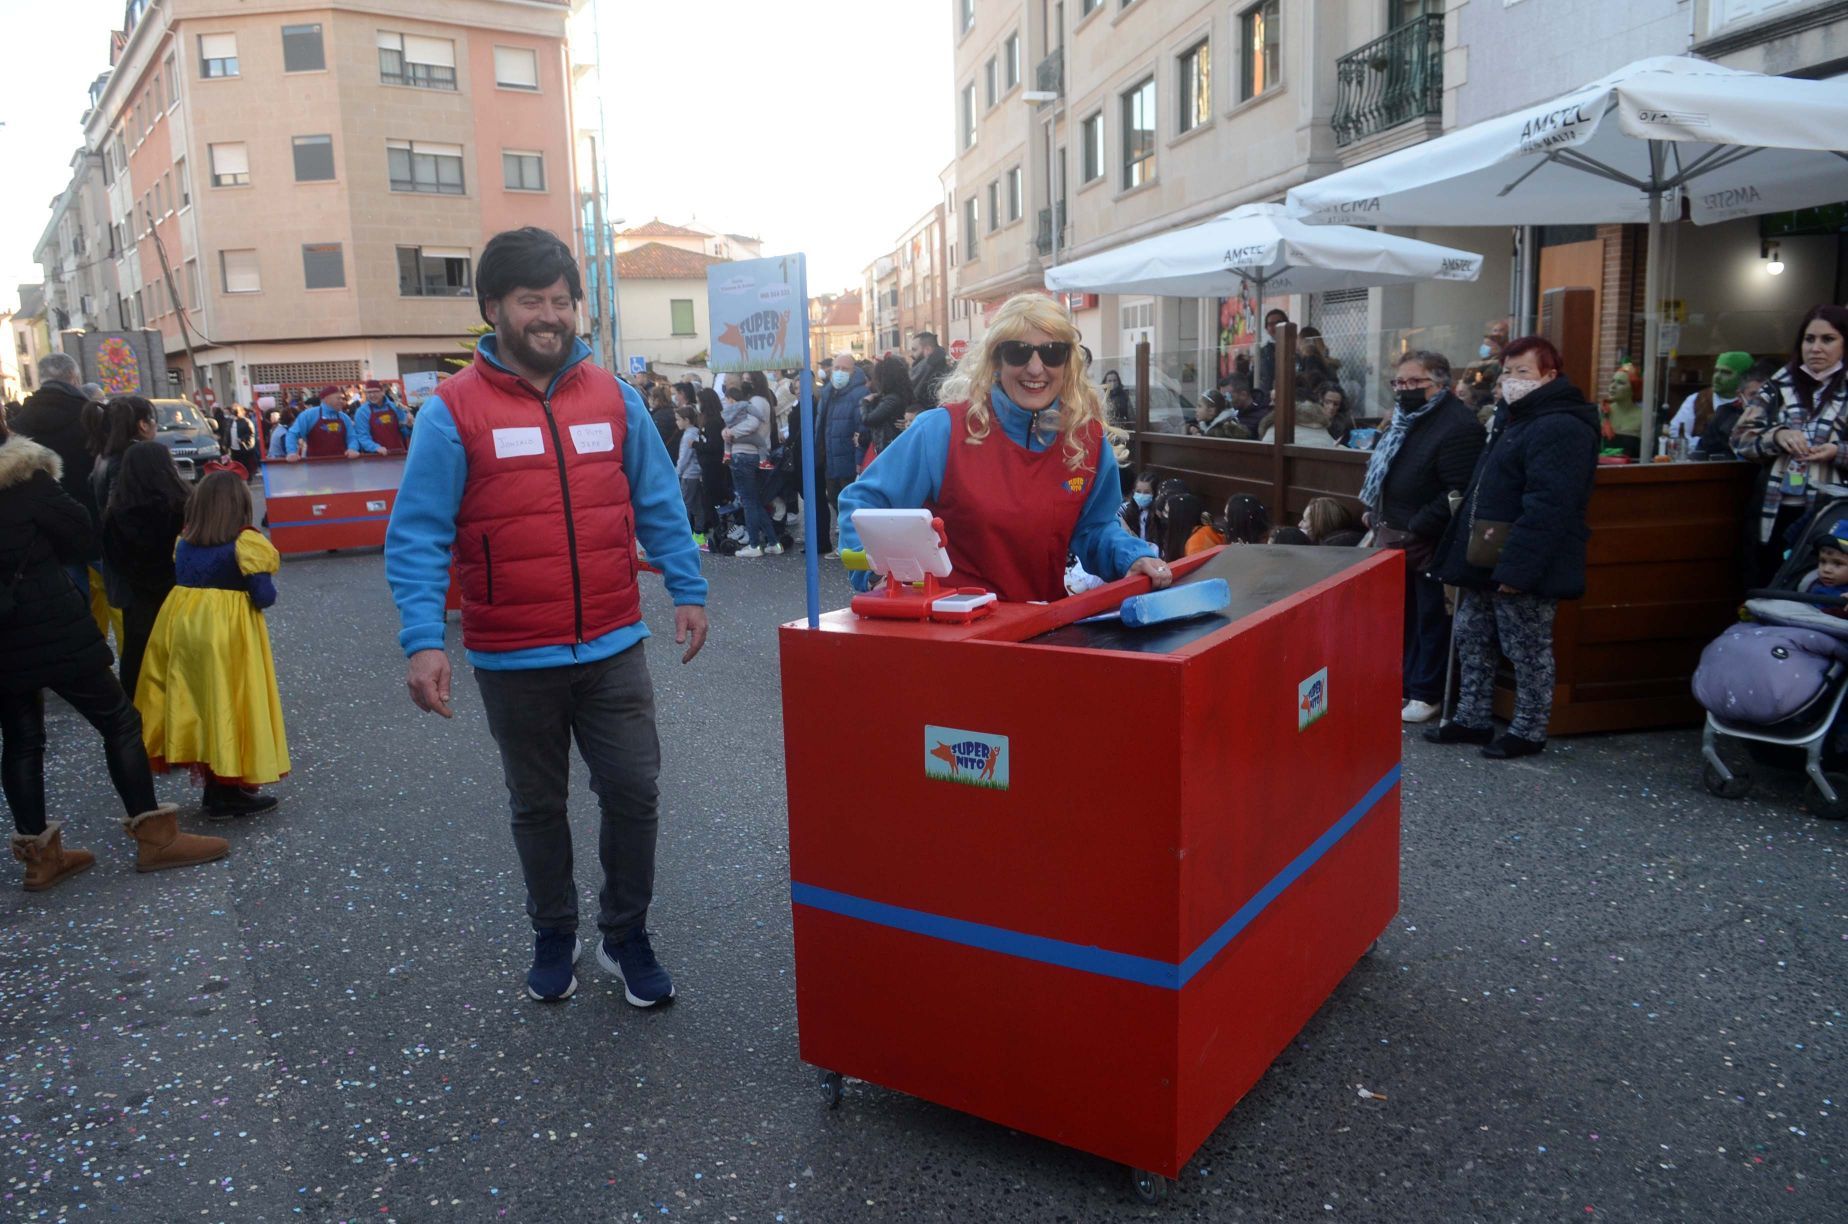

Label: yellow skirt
[136,587,290,786]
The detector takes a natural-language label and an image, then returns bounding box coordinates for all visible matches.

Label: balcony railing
[1035,45,1063,96]
[1034,203,1067,257]
[1331,13,1443,148]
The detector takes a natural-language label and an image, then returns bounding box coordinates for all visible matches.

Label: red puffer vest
[445,349,639,652]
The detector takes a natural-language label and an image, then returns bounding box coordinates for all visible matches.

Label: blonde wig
[937,293,1103,470]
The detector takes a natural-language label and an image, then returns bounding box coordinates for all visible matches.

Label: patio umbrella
[1285,55,1848,454]
[1043,202,1484,300]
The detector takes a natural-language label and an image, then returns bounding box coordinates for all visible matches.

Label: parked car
[150,398,223,481]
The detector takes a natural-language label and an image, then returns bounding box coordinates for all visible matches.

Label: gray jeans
[1452,588,1559,742]
[474,644,662,939]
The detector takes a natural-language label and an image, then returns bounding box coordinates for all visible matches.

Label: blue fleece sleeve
[350,410,384,454]
[1071,440,1157,581]
[837,408,950,555]
[284,409,314,454]
[383,397,467,656]
[621,382,708,607]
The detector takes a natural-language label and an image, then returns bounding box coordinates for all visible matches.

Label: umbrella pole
[1639,143,1666,461]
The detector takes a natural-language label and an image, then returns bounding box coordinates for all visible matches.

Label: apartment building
[35,122,125,337]
[950,0,1433,401]
[66,0,576,404]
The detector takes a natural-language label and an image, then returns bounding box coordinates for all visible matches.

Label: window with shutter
[494,46,539,89]
[199,33,238,78]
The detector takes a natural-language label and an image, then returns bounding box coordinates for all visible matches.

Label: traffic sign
[628,355,648,376]
[948,339,969,361]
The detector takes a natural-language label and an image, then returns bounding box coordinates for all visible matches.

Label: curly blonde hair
[936,293,1103,470]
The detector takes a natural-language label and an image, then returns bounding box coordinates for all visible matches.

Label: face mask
[1501,377,1543,403]
[1712,371,1742,398]
[830,370,850,390]
[1479,343,1494,359]
[1394,388,1428,413]
[1132,492,1154,508]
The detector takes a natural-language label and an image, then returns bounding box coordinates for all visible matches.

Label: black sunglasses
[996,340,1072,368]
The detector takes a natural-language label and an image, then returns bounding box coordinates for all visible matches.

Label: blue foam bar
[1077,578,1231,628]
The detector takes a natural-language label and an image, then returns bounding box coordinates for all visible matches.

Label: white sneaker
[823,550,841,560]
[1401,699,1441,723]
[765,544,785,555]
[735,546,764,558]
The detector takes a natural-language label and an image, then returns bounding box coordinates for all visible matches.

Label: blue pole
[796,256,821,629]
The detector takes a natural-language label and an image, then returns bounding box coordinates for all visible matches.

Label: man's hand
[1497,583,1522,595]
[344,448,359,459]
[1129,556,1175,589]
[406,648,453,717]
[286,452,303,463]
[675,605,709,664]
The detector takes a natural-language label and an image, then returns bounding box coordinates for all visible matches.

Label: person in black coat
[0,420,196,889]
[909,332,950,412]
[859,354,912,456]
[103,441,190,698]
[10,353,98,525]
[1358,350,1486,723]
[1425,337,1600,760]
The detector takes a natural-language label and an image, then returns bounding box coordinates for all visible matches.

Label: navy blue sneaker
[526,929,581,1002]
[598,929,675,1007]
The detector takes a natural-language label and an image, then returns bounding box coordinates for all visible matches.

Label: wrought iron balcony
[1331,14,1444,148]
[1035,45,1063,96]
[1035,203,1067,257]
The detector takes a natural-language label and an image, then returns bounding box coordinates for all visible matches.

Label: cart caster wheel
[1129,1168,1170,1205]
[1803,773,1848,820]
[818,1070,844,1110]
[1702,760,1752,800]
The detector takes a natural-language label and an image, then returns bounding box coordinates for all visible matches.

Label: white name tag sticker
[492,427,544,459]
[569,422,615,454]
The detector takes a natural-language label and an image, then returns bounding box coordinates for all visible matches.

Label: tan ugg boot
[123,804,229,872]
[10,822,96,892]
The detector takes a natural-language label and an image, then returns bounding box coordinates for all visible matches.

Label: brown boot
[123,804,229,873]
[10,822,96,892]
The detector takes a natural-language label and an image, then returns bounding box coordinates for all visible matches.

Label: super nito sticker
[925,726,1009,791]
[1299,668,1329,731]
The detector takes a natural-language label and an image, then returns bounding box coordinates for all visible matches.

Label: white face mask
[1500,376,1543,403]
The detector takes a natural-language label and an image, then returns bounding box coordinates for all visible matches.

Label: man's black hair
[476,227,582,323]
[914,330,938,348]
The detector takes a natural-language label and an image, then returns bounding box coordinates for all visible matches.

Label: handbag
[1372,523,1437,573]
[1466,518,1513,568]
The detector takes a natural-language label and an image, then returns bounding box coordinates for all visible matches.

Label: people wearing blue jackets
[385,226,708,1010]
[351,380,412,454]
[284,386,379,461]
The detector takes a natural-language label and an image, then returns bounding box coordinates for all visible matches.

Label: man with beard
[384,227,709,1008]
[908,330,948,412]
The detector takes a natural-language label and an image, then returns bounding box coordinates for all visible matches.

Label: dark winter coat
[650,404,679,455]
[910,349,949,411]
[1379,391,1486,540]
[1432,377,1601,600]
[103,497,186,607]
[818,369,868,481]
[0,435,113,692]
[860,390,909,454]
[11,381,97,526]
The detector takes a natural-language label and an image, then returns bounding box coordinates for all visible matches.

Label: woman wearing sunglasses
[836,294,1172,602]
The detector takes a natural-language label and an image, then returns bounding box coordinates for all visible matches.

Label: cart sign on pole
[706,256,805,373]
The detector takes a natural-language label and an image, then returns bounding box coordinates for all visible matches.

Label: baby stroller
[1694,489,1848,819]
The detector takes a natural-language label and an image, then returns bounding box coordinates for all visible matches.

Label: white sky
[0,0,952,310]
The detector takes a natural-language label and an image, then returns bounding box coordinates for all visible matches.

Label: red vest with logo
[369,405,409,453]
[445,351,639,652]
[304,407,349,458]
[927,401,1101,603]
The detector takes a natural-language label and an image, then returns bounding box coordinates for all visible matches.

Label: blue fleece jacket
[384,335,708,670]
[837,390,1156,592]
[286,403,381,455]
[351,397,411,451]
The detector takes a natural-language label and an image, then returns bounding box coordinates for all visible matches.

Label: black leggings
[0,665,159,836]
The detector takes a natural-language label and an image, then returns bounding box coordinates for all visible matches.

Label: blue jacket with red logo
[837,389,1155,590]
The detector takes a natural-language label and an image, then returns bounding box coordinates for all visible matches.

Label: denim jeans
[1402,573,1451,704]
[1,664,160,835]
[730,455,776,548]
[473,644,663,939]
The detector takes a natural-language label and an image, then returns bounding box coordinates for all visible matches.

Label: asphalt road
[2,546,1843,1223]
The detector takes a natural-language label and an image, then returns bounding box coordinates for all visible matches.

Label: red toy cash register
[847,509,998,624]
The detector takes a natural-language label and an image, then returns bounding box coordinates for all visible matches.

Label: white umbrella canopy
[1285,55,1848,450]
[1042,202,1483,298]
